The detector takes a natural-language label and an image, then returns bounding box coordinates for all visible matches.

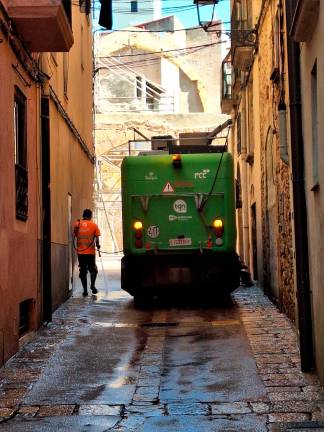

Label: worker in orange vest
[73,209,101,296]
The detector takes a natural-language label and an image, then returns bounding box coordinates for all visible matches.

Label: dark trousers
[78,254,98,292]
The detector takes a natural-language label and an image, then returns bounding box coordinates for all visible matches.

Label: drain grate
[141,322,179,328]
[94,320,241,329]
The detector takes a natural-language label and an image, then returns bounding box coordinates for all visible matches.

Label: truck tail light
[212,219,224,238]
[133,220,143,248]
[172,154,182,168]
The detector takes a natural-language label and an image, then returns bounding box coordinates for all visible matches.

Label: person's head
[82,209,92,220]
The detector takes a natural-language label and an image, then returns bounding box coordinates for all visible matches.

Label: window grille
[14,87,28,221]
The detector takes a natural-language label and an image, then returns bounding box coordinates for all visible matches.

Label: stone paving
[0,261,323,431]
[233,288,324,429]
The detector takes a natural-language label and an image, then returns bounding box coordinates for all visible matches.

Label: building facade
[222,0,323,383]
[0,1,94,365]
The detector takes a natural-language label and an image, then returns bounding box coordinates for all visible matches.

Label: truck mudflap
[121,251,241,298]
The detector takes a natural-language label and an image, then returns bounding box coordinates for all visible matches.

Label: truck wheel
[134,294,148,309]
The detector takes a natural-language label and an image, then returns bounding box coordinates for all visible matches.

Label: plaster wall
[42,8,94,309]
[95,28,219,113]
[0,31,40,364]
[299,1,324,384]
[161,57,179,111]
[254,3,294,319]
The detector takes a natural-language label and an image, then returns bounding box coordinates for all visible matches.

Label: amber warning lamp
[212,218,224,238]
[172,154,182,168]
[133,220,143,248]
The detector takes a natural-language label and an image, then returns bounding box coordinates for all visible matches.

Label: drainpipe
[285,0,314,372]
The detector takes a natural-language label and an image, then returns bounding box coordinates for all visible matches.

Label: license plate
[169,238,192,246]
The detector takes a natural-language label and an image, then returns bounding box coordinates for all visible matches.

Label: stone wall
[257,2,295,322]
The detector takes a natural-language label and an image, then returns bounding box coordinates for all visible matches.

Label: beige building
[0,1,94,365]
[291,0,324,384]
[40,4,95,312]
[223,0,294,314]
[222,0,323,381]
[94,16,229,252]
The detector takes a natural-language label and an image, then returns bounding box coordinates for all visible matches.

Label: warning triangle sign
[162,182,174,193]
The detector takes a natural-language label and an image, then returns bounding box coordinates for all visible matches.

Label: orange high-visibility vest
[73,219,100,255]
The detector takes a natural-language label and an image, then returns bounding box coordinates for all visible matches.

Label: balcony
[230,0,256,71]
[232,29,256,71]
[291,0,320,42]
[221,53,236,114]
[7,0,74,52]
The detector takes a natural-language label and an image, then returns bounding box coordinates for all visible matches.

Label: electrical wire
[93,21,229,33]
[199,125,231,212]
[95,40,226,70]
[96,40,224,59]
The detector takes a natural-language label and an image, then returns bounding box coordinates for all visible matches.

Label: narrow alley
[0,258,323,431]
[1,0,324,431]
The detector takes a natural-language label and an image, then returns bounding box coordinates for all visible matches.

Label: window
[131,0,138,13]
[236,112,241,155]
[81,25,84,71]
[19,299,33,336]
[271,10,280,82]
[311,61,318,187]
[62,0,72,25]
[14,87,28,221]
[14,87,27,168]
[247,82,254,153]
[63,53,69,97]
[79,0,91,15]
[146,82,161,111]
[136,76,143,98]
[13,87,28,221]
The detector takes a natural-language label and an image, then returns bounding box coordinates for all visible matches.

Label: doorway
[68,194,73,291]
[41,97,52,322]
[251,203,258,280]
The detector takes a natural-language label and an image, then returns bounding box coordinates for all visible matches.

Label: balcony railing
[15,164,28,221]
[7,0,74,52]
[221,53,237,114]
[232,29,256,71]
[231,1,256,71]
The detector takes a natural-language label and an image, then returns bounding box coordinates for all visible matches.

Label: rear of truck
[121,152,240,300]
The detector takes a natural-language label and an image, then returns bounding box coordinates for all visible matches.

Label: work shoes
[91,287,98,294]
[82,291,88,297]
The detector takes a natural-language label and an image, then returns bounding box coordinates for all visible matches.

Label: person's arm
[95,225,101,250]
[73,220,80,238]
[95,237,101,249]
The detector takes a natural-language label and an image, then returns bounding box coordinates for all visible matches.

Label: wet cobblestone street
[0,257,323,431]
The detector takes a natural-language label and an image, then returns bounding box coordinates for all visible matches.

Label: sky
[93,0,230,31]
[161,0,230,28]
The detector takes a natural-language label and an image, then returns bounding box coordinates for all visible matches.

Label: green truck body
[121,152,240,299]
